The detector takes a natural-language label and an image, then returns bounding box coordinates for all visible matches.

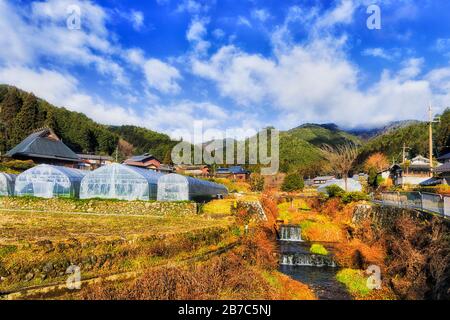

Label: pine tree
[12,93,39,144]
[0,88,22,148]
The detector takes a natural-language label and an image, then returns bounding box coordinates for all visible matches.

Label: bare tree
[321,143,359,191]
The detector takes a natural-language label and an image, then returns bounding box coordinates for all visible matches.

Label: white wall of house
[396,176,430,186]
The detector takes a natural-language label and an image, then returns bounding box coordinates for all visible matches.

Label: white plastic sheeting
[0,172,16,196]
[80,164,164,201]
[317,178,362,193]
[157,174,228,201]
[15,165,86,198]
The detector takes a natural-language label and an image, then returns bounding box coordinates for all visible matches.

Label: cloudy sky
[0,0,450,139]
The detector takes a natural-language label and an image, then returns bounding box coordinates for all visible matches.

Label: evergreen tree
[0,88,22,147]
[12,93,39,144]
[281,173,305,192]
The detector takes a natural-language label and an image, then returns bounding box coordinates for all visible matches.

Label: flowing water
[277,226,351,300]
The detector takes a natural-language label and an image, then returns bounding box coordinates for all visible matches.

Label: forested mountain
[2,84,449,174]
[0,85,175,161]
[108,125,177,162]
[357,110,450,165]
[278,124,362,175]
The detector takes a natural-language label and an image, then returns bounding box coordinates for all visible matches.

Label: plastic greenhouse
[317,178,362,193]
[157,174,228,202]
[15,165,86,198]
[0,172,16,196]
[80,164,164,201]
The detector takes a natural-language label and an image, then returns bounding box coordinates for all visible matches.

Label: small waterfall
[280,253,337,268]
[279,225,302,242]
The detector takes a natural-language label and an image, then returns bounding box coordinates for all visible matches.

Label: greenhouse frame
[0,172,16,196]
[15,164,86,198]
[80,164,164,201]
[157,174,228,202]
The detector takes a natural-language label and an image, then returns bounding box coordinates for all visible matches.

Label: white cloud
[143,59,182,94]
[186,18,210,55]
[212,28,225,39]
[176,0,210,14]
[0,0,128,85]
[251,9,271,22]
[237,16,252,28]
[191,35,438,129]
[130,10,144,31]
[362,48,392,60]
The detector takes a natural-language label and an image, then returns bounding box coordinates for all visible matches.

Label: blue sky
[1,0,450,140]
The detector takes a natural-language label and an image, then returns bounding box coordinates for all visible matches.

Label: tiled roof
[6,129,79,161]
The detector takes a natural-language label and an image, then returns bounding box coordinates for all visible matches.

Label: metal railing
[373,191,450,219]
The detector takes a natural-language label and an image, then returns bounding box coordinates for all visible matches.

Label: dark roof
[217,166,250,174]
[6,129,79,162]
[435,162,450,173]
[437,152,450,161]
[419,177,444,186]
[126,153,159,163]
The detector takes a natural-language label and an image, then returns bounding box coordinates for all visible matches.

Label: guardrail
[373,191,450,219]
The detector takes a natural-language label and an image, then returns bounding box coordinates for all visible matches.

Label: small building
[175,165,209,177]
[77,154,114,170]
[434,163,450,185]
[0,172,16,196]
[6,128,80,167]
[389,155,440,186]
[309,176,335,188]
[15,164,86,198]
[216,166,250,181]
[123,153,161,170]
[80,163,163,201]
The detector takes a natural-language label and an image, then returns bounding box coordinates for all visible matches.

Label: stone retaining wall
[0,197,197,216]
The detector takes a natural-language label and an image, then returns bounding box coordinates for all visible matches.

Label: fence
[373,191,450,219]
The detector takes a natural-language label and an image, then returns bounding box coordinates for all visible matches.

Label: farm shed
[15,164,86,198]
[157,174,228,202]
[80,164,164,201]
[0,172,16,196]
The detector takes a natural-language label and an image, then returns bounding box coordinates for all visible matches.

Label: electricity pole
[428,104,441,177]
[429,105,433,176]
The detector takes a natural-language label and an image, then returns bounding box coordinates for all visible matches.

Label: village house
[123,153,161,170]
[175,165,209,177]
[215,166,250,181]
[390,155,440,186]
[433,151,450,185]
[6,128,80,168]
[306,176,335,188]
[78,154,114,170]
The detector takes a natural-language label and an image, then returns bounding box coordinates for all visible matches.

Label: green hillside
[357,109,450,165]
[0,85,175,160]
[278,124,361,175]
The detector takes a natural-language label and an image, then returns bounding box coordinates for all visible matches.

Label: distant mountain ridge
[345,120,423,139]
[2,84,448,176]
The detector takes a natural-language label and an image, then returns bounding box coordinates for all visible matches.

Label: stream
[277,225,351,300]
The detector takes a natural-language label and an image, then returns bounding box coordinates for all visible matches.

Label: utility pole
[402,143,410,164]
[429,105,433,176]
[428,104,441,177]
